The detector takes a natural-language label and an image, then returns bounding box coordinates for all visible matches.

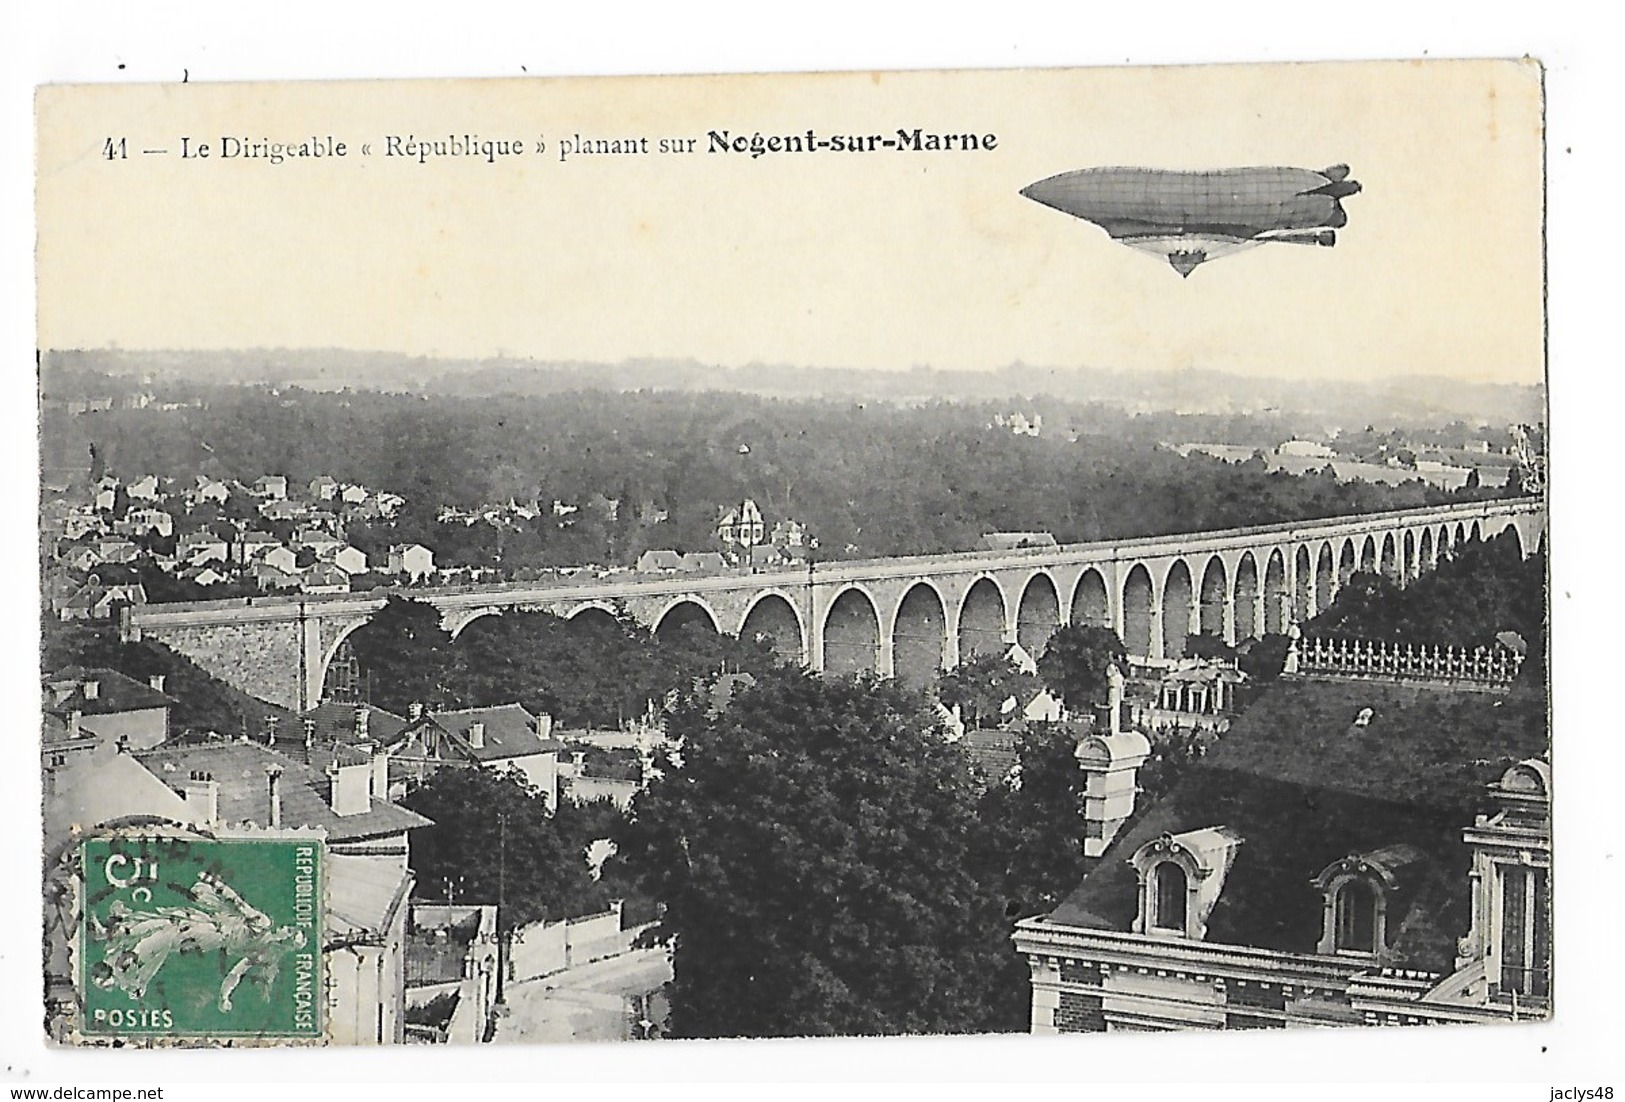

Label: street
[492,947,673,1044]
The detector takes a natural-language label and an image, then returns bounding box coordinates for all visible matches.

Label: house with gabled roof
[251,474,289,500]
[389,703,562,810]
[43,666,172,750]
[387,544,435,583]
[295,702,413,754]
[119,506,174,539]
[680,551,728,573]
[636,549,684,573]
[126,474,163,501]
[1014,675,1550,1032]
[93,537,140,564]
[56,582,147,621]
[256,539,298,571]
[259,499,307,523]
[178,530,229,565]
[190,475,232,505]
[299,528,344,558]
[234,529,281,564]
[59,544,102,573]
[251,560,302,592]
[180,563,231,588]
[301,561,352,594]
[327,545,368,576]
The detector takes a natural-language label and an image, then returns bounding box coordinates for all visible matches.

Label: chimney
[183,771,220,825]
[328,758,372,817]
[467,722,485,750]
[370,745,390,800]
[354,707,370,741]
[82,679,100,702]
[302,717,316,754]
[1075,729,1152,858]
[68,709,83,740]
[148,674,166,693]
[265,715,280,746]
[408,702,424,721]
[266,763,284,827]
[1106,663,1125,736]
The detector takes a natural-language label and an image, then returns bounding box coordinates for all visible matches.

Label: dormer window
[1313,845,1422,959]
[1130,827,1242,941]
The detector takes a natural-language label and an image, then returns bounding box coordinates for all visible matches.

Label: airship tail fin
[1306,170,1362,200]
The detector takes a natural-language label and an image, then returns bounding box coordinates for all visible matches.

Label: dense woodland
[41,381,1509,568]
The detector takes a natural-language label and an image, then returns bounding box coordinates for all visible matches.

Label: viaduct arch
[123,499,1546,709]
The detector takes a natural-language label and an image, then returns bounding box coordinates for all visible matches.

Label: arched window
[1153,862,1187,931]
[1131,828,1241,941]
[1314,849,1419,957]
[1334,879,1378,952]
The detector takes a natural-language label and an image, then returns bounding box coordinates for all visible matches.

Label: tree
[447,608,785,729]
[1184,632,1237,663]
[1238,633,1293,683]
[345,596,460,714]
[615,668,1023,1037]
[933,651,1039,730]
[1036,625,1127,714]
[977,721,1091,919]
[400,766,609,931]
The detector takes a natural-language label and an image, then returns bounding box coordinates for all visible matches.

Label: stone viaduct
[123,499,1545,712]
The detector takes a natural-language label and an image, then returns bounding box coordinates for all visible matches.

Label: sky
[35,59,1545,386]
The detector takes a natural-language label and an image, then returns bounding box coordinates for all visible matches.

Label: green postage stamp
[78,835,323,1041]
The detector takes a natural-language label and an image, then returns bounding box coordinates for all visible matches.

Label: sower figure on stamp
[90,869,306,1012]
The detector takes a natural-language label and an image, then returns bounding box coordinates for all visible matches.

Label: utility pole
[495,809,508,1007]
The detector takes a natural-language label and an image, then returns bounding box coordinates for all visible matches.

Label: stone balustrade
[1297,636,1524,688]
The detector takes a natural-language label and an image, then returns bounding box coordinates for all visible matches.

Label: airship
[1020,164,1361,277]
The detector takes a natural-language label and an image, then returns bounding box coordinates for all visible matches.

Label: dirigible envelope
[1020,165,1361,276]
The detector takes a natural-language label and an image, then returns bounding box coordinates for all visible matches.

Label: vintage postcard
[35,59,1549,1053]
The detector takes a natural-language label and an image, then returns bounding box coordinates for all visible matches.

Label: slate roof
[680,552,728,572]
[430,704,553,762]
[42,712,98,753]
[1039,678,1548,973]
[44,667,171,717]
[297,702,411,749]
[135,740,431,843]
[637,550,683,572]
